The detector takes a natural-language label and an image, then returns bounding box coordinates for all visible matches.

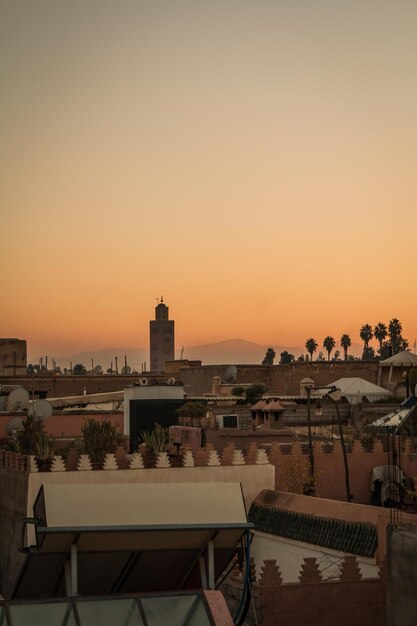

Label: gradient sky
[1,0,416,360]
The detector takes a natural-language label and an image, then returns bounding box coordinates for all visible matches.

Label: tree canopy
[280,351,295,364]
[305,338,318,362]
[359,324,373,348]
[340,334,351,360]
[323,336,336,360]
[262,347,276,366]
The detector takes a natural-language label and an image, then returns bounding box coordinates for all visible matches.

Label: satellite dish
[167,377,176,385]
[94,365,103,374]
[5,417,24,436]
[224,365,238,384]
[6,388,30,411]
[28,399,53,421]
[139,377,148,386]
[121,365,132,375]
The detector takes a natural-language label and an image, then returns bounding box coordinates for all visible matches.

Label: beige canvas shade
[36,482,248,529]
[380,350,417,367]
[14,483,250,599]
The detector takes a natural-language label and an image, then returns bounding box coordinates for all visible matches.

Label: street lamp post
[306,384,352,502]
[306,386,315,486]
[328,388,352,502]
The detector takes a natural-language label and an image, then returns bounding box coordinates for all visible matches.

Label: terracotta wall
[180,361,381,395]
[270,439,417,504]
[268,361,380,395]
[0,360,382,397]
[222,558,386,626]
[0,411,124,440]
[0,374,140,397]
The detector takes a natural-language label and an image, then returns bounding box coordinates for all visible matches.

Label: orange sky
[1,1,416,359]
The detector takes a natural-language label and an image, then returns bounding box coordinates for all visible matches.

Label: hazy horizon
[2,1,416,355]
[28,335,372,369]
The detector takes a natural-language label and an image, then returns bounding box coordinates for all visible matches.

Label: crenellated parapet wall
[0,444,271,473]
[222,555,386,626]
[1,438,416,508]
[0,448,275,598]
[265,437,417,503]
[1,436,416,508]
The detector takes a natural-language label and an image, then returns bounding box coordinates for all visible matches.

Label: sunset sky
[1,1,416,360]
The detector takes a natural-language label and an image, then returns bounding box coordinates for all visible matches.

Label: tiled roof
[248,502,378,558]
[263,401,285,412]
[250,401,267,411]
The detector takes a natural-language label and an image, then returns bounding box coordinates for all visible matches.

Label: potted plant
[139,423,168,466]
[81,418,119,469]
[10,415,55,470]
[176,401,206,427]
[33,433,56,471]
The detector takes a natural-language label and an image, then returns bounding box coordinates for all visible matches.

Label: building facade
[0,338,27,375]
[149,298,175,371]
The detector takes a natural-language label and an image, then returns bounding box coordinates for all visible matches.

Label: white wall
[123,384,185,434]
[251,531,379,582]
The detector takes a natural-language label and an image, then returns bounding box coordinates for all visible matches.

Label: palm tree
[359,324,373,349]
[374,322,387,355]
[323,336,336,361]
[388,318,403,354]
[305,338,318,362]
[340,334,351,360]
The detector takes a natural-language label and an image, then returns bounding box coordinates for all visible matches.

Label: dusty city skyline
[1,1,416,357]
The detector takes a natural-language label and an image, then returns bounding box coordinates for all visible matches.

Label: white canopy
[380,350,417,368]
[317,377,392,404]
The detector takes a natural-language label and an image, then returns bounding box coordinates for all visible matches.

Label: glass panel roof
[141,594,212,626]
[76,598,144,626]
[1,593,216,626]
[8,601,77,626]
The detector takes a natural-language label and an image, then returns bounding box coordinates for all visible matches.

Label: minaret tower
[149,297,175,371]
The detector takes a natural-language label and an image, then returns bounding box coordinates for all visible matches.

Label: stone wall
[268,360,380,395]
[0,360,382,398]
[0,373,141,397]
[179,361,381,395]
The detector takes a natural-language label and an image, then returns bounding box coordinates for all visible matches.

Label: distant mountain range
[35,337,364,371]
[47,339,302,371]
